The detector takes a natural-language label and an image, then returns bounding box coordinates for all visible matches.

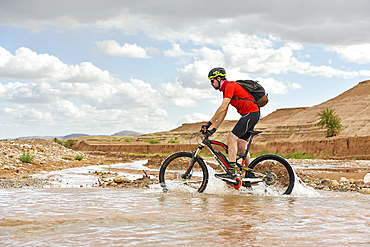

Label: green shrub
[64,139,77,148]
[251,148,270,158]
[53,137,64,145]
[53,138,77,149]
[75,154,84,161]
[285,151,315,159]
[124,138,132,142]
[20,151,34,163]
[168,140,179,143]
[149,139,160,144]
[250,149,315,159]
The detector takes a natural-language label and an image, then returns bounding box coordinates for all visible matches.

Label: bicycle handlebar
[199,130,212,139]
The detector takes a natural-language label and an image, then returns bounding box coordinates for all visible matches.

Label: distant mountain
[61,133,90,139]
[111,130,143,136]
[13,134,90,140]
[10,130,143,140]
[14,136,58,140]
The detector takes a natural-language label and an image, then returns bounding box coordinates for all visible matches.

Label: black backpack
[232,80,268,107]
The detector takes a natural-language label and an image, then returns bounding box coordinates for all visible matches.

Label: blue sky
[1,0,370,139]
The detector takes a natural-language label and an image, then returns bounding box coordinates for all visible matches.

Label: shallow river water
[1,161,369,246]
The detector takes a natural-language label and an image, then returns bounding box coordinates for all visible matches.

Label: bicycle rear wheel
[159,151,209,193]
[246,154,295,195]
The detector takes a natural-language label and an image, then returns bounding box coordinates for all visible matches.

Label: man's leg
[237,139,251,166]
[227,134,251,173]
[214,131,238,182]
[215,111,259,182]
[227,132,239,163]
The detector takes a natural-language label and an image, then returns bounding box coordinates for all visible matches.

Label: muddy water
[1,162,370,246]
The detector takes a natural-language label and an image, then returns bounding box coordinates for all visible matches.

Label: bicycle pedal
[227,177,241,190]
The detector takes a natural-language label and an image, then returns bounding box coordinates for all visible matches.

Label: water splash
[203,165,233,195]
[290,172,320,197]
[205,164,320,197]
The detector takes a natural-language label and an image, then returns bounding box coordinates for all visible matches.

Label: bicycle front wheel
[247,154,295,195]
[159,151,209,193]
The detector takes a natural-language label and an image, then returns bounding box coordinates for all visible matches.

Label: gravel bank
[0,177,55,189]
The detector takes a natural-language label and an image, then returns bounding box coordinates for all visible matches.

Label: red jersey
[220,80,259,115]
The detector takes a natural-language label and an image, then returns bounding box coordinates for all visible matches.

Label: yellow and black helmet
[208,67,226,80]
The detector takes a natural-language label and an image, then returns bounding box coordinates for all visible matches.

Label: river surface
[1,161,370,246]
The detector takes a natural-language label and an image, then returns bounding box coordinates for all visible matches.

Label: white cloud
[176,61,213,88]
[285,42,304,51]
[163,44,189,57]
[160,81,215,107]
[55,100,83,118]
[172,40,370,82]
[168,98,198,107]
[0,46,69,81]
[4,104,53,123]
[0,46,163,108]
[223,44,298,76]
[226,69,250,80]
[330,44,370,64]
[256,77,301,95]
[95,40,149,58]
[291,83,302,90]
[177,112,211,125]
[0,78,163,109]
[150,108,168,116]
[0,46,117,83]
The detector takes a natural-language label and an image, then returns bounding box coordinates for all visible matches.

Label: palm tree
[317,108,343,138]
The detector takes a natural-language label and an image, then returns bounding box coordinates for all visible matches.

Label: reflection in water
[0,162,370,246]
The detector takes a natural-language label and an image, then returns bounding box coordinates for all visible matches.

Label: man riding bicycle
[200,67,260,183]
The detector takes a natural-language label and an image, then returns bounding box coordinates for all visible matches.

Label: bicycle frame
[190,131,267,185]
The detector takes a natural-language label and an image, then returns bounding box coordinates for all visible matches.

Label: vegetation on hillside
[53,138,77,149]
[316,108,343,138]
[19,151,34,163]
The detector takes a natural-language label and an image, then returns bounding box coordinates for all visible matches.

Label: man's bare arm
[210,97,231,129]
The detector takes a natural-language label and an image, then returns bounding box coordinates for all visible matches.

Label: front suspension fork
[182,145,203,179]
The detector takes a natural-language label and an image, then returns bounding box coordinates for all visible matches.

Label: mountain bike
[159,130,295,194]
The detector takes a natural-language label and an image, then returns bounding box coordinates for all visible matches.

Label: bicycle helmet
[208,67,226,80]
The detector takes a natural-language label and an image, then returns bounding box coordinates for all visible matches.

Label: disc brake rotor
[264,171,277,186]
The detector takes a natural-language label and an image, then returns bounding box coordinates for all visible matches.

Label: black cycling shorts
[231,111,260,141]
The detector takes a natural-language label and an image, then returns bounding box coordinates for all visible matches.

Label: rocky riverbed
[289,159,370,194]
[1,139,370,193]
[0,138,154,189]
